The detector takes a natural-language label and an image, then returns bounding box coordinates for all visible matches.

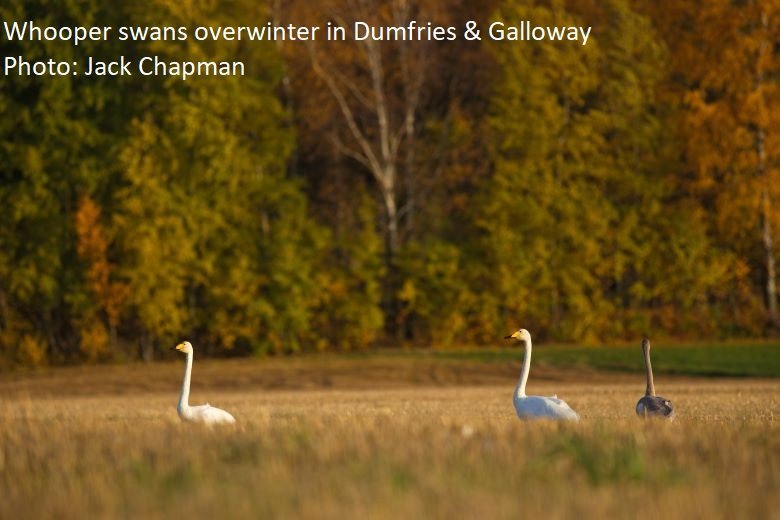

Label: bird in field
[504,329,579,421]
[635,337,674,420]
[174,341,236,425]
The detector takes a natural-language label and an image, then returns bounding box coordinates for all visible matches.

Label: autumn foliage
[1,0,779,364]
[75,195,129,358]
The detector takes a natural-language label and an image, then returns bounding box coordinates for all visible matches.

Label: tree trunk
[139,330,154,362]
[0,285,7,330]
[382,182,399,258]
[107,317,118,354]
[755,7,777,329]
[759,132,778,328]
[381,172,402,339]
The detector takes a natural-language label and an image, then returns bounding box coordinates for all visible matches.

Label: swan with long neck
[635,337,674,419]
[175,341,236,425]
[504,329,579,420]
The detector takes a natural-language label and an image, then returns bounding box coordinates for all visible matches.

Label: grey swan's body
[635,338,674,420]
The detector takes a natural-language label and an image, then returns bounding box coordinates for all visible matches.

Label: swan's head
[175,341,193,354]
[641,337,651,351]
[504,328,531,346]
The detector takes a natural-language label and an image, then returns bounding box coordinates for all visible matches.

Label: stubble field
[1,355,778,519]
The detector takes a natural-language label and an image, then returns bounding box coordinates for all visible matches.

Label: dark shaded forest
[1,0,778,364]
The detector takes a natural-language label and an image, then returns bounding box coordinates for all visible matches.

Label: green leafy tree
[0,0,115,363]
[113,0,322,357]
[477,0,732,341]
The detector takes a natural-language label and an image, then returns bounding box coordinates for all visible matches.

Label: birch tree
[304,0,428,261]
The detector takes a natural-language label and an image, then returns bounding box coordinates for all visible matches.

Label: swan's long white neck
[178,350,193,412]
[515,337,532,398]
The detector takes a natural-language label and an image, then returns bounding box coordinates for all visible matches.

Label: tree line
[0,0,778,365]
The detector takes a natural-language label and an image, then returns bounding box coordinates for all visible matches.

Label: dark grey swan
[635,337,674,420]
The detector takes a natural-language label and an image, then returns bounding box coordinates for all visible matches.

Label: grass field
[1,350,779,518]
[428,342,780,378]
[357,341,780,378]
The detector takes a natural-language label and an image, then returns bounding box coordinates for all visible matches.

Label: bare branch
[364,38,393,167]
[308,42,384,181]
[329,134,372,170]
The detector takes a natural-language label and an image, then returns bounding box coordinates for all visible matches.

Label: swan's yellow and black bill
[504,331,521,340]
[175,342,186,351]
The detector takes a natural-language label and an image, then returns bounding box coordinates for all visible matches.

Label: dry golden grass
[1,359,778,519]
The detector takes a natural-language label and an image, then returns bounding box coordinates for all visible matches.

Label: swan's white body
[176,341,236,425]
[514,394,580,420]
[507,329,579,421]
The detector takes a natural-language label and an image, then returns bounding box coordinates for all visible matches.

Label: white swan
[175,341,236,425]
[635,337,674,420]
[504,329,579,421]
